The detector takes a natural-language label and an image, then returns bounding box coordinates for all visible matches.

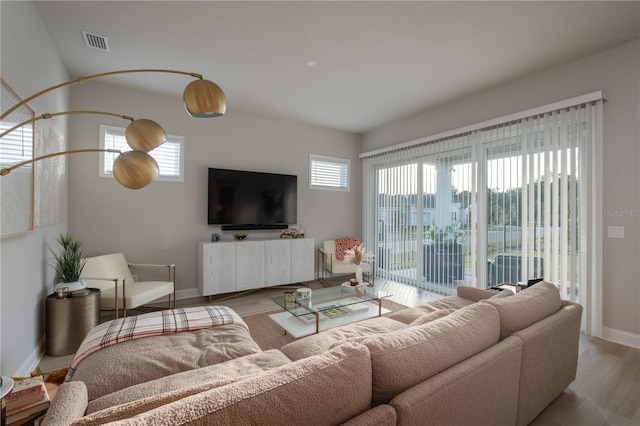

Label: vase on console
[355,265,363,286]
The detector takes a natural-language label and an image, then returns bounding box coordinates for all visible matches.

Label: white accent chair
[80,253,175,318]
[318,240,374,286]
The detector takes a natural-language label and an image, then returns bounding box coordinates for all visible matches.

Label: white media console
[198,238,315,297]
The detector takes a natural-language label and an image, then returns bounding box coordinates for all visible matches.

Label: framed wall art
[1,78,35,238]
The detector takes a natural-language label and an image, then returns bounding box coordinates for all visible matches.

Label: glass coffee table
[269,286,392,338]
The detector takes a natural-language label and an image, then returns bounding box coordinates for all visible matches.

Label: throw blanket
[65,306,247,382]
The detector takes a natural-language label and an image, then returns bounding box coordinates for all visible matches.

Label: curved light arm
[1,69,225,119]
[1,148,159,190]
[1,69,203,120]
[0,111,134,139]
[0,149,121,176]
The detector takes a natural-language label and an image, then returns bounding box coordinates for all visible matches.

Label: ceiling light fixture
[305,60,318,68]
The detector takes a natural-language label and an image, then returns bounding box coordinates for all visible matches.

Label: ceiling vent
[82,31,110,52]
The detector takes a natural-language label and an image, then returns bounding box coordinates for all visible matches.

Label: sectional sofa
[42,281,582,425]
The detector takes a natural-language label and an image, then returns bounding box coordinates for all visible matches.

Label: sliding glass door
[366,138,475,295]
[363,97,598,304]
[480,108,585,301]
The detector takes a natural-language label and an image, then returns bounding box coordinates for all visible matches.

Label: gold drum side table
[45,288,101,356]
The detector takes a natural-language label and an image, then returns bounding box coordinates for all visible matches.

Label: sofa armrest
[456,286,500,302]
[41,381,88,426]
[340,404,396,426]
[511,301,583,426]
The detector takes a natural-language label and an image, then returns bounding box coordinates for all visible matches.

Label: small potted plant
[51,233,88,294]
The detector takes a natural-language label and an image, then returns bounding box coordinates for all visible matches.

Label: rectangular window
[99,125,184,182]
[1,78,35,236]
[309,154,350,191]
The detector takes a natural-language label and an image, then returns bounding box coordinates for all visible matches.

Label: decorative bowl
[233,233,248,240]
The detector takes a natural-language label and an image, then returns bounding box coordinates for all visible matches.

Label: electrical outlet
[607,226,624,239]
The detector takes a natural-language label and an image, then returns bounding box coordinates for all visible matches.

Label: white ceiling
[33,1,640,134]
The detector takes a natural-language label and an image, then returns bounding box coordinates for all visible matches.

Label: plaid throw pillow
[335,237,362,261]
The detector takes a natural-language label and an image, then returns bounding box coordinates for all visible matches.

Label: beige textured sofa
[42,282,582,426]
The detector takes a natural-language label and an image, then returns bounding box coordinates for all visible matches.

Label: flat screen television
[208,168,298,230]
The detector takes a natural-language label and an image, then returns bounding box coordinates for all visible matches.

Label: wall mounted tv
[208,168,298,230]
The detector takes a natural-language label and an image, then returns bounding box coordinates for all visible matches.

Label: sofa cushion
[408,308,455,326]
[490,289,515,298]
[362,303,501,405]
[281,316,406,360]
[81,342,373,426]
[456,285,511,301]
[86,349,291,414]
[482,281,562,340]
[387,296,474,324]
[324,310,457,353]
[72,324,262,400]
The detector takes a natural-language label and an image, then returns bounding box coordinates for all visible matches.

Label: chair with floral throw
[318,237,374,286]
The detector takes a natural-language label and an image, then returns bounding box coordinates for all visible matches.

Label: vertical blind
[480,105,588,300]
[362,134,475,293]
[362,92,603,308]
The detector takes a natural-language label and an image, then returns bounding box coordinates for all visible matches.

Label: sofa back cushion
[86,349,291,414]
[362,303,500,405]
[281,316,406,361]
[72,325,261,400]
[408,308,456,326]
[482,281,561,340]
[78,343,372,426]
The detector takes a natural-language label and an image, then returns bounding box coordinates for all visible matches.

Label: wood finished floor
[39,279,639,425]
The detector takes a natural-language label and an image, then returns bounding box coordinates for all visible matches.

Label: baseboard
[147,288,203,305]
[176,288,202,300]
[19,336,46,377]
[601,326,640,349]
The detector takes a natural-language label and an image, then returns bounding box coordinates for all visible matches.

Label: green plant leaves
[50,233,86,283]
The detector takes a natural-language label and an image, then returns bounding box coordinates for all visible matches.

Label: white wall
[0,1,70,375]
[364,40,640,344]
[67,81,362,297]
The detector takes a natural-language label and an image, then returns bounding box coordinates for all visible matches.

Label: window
[362,91,605,334]
[99,125,184,182]
[1,79,35,236]
[309,154,350,191]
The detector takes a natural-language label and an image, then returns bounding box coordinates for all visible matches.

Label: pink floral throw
[335,237,362,261]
